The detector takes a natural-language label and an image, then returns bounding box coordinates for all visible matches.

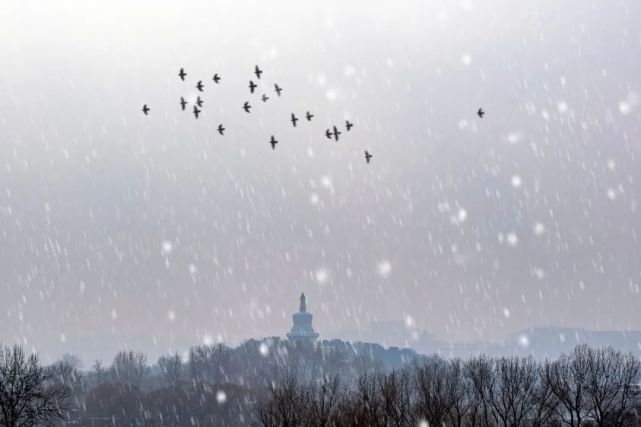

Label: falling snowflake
[344,65,356,77]
[259,342,269,356]
[518,334,530,348]
[557,101,569,113]
[162,240,173,254]
[315,268,329,283]
[457,208,468,223]
[506,233,519,247]
[619,101,631,115]
[216,390,227,404]
[405,315,415,328]
[326,89,338,101]
[377,260,392,277]
[533,222,546,236]
[607,158,616,171]
[506,131,524,144]
[532,267,546,280]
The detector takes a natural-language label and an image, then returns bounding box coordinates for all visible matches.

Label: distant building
[287,293,319,345]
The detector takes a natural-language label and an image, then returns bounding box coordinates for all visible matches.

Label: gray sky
[1,0,640,364]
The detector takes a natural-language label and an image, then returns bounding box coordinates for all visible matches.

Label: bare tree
[157,353,183,387]
[111,350,147,388]
[302,373,344,426]
[0,344,70,427]
[487,356,539,426]
[584,347,641,427]
[612,352,641,427]
[530,363,560,427]
[465,356,495,427]
[49,354,82,391]
[544,344,591,427]
[188,344,230,384]
[341,372,386,427]
[258,373,304,427]
[91,360,106,384]
[378,370,413,427]
[414,355,455,426]
[447,358,472,427]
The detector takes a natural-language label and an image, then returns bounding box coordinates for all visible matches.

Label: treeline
[259,344,641,426]
[1,341,640,426]
[0,338,415,426]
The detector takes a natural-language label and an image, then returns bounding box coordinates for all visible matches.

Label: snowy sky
[1,0,640,363]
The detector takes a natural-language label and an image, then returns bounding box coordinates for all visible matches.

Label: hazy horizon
[1,0,640,365]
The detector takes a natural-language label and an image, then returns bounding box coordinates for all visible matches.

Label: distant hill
[334,322,641,359]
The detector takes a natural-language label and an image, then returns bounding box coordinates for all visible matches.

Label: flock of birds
[141,65,486,164]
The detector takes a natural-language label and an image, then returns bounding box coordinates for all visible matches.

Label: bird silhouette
[325,126,341,141]
[142,104,150,115]
[243,101,252,113]
[305,111,314,121]
[345,120,354,131]
[254,65,263,79]
[196,96,204,108]
[217,124,225,135]
[249,80,257,94]
[477,108,485,118]
[262,94,269,102]
[269,135,278,150]
[212,73,221,84]
[193,105,201,119]
[365,151,373,163]
[274,84,283,96]
[196,81,204,92]
[291,113,299,127]
[178,68,187,81]
[180,97,187,111]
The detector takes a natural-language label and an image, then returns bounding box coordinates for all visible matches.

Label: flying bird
[212,73,221,84]
[196,96,204,107]
[290,113,299,127]
[269,135,278,150]
[243,101,252,113]
[477,108,485,118]
[305,111,314,121]
[193,105,201,119]
[325,126,341,141]
[274,84,283,97]
[262,94,269,102]
[254,65,263,79]
[217,124,225,135]
[365,151,373,163]
[142,104,150,115]
[178,68,187,81]
[180,97,187,111]
[249,80,257,94]
[196,81,204,92]
[345,120,354,131]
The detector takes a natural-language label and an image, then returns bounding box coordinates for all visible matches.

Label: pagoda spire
[299,293,307,312]
[287,292,318,344]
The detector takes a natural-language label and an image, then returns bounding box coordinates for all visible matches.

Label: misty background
[1,0,640,364]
